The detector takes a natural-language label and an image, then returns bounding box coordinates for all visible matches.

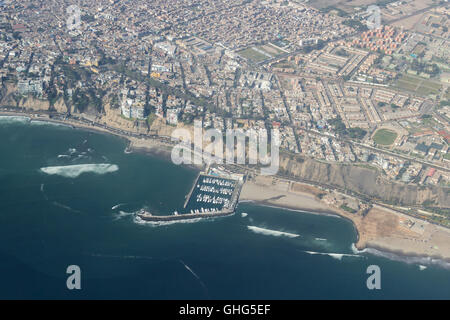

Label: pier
[137,209,235,222]
[183,171,201,209]
[137,168,244,222]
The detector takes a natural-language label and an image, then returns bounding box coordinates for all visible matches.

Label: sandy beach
[240,175,450,261]
[2,109,450,261]
[240,176,333,214]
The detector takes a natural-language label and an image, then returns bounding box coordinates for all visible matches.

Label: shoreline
[2,109,450,264]
[0,110,202,170]
[239,178,450,263]
[240,198,450,265]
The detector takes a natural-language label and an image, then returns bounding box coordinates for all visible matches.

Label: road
[302,127,450,173]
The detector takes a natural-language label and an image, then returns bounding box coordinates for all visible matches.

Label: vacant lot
[373,128,398,145]
[237,47,270,63]
[395,74,442,96]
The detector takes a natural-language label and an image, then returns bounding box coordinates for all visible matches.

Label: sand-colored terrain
[240,175,450,260]
[360,206,450,259]
[2,109,450,261]
[240,176,332,213]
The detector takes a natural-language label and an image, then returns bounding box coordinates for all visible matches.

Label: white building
[121,98,145,120]
[166,108,179,125]
[17,79,43,96]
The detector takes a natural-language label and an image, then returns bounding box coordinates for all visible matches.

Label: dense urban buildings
[0,0,449,227]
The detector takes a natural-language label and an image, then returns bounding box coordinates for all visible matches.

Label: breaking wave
[351,243,368,254]
[30,120,73,128]
[113,210,136,221]
[247,226,300,238]
[0,116,30,123]
[304,250,361,261]
[40,163,119,178]
[112,203,127,210]
[351,244,450,270]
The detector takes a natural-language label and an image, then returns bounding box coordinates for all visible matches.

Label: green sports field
[373,129,398,145]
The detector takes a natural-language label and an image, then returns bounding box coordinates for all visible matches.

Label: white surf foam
[0,116,30,123]
[30,120,73,128]
[113,210,136,221]
[351,243,450,270]
[40,163,118,178]
[247,226,300,238]
[351,243,368,254]
[304,250,361,261]
[112,203,126,210]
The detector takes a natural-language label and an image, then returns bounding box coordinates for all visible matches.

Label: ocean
[0,116,449,299]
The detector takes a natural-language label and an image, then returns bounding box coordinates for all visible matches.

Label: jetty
[137,167,244,222]
[137,209,235,222]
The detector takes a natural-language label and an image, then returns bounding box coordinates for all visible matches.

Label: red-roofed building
[437,130,450,142]
[427,168,436,177]
[413,130,433,137]
[272,121,281,128]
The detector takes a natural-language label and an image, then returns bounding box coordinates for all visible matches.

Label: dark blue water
[0,116,449,299]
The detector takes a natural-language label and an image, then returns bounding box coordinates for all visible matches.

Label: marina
[137,167,244,222]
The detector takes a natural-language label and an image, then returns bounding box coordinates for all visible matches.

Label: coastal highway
[1,108,448,173]
[1,108,446,227]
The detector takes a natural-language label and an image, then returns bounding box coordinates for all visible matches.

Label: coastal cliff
[279,155,450,208]
[0,83,68,113]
